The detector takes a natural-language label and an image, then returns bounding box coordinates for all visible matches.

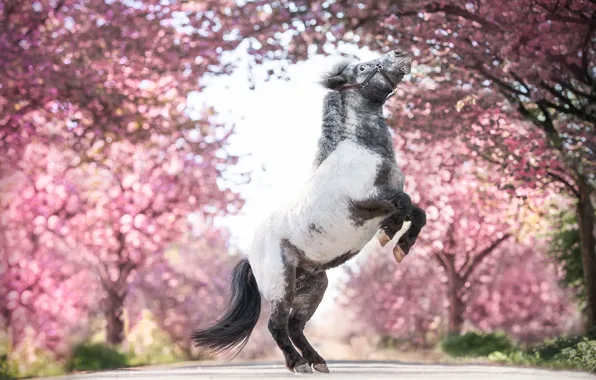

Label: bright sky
[189,46,389,317]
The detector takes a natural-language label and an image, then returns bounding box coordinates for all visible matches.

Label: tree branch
[461,234,511,281]
[490,83,566,153]
[581,24,594,85]
[1,0,17,34]
[358,2,505,32]
[548,52,591,85]
[536,99,556,128]
[433,251,450,271]
[425,3,505,31]
[545,14,595,26]
[542,98,594,123]
[555,77,596,102]
[536,2,595,26]
[22,0,65,40]
[509,71,532,94]
[540,80,582,111]
[474,64,527,96]
[546,170,580,197]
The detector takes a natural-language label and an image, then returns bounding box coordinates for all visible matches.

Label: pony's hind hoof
[294,363,312,374]
[313,363,330,373]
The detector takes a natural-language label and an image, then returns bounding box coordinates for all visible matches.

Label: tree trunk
[4,310,14,352]
[105,288,126,345]
[447,281,465,335]
[577,177,596,329]
[445,256,465,336]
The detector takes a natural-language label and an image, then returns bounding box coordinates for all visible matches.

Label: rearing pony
[192,49,427,373]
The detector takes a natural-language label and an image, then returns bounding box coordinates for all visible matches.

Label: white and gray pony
[192,49,426,373]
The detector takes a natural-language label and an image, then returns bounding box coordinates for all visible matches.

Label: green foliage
[1,335,65,379]
[532,335,587,361]
[0,313,193,378]
[488,349,541,369]
[549,209,585,305]
[124,339,185,367]
[66,343,128,372]
[486,329,596,373]
[65,317,190,374]
[555,339,596,372]
[442,330,596,372]
[440,332,514,358]
[123,310,188,367]
[0,355,13,380]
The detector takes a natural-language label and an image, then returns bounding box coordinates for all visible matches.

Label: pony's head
[321,49,411,103]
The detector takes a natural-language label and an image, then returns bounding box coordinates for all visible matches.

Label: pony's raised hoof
[294,363,313,374]
[393,245,406,263]
[377,230,391,247]
[313,363,330,373]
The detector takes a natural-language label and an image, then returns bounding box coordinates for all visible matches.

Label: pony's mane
[319,59,353,89]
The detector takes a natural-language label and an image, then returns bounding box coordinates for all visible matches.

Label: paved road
[57,361,595,380]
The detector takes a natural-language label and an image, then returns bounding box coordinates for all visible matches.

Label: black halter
[338,61,400,100]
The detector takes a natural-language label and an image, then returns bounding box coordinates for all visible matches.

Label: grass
[1,314,190,379]
[439,330,596,373]
[441,332,514,358]
[66,343,128,372]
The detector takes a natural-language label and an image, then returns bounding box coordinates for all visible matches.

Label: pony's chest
[311,140,381,198]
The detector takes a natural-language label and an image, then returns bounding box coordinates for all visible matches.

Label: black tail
[191,258,261,357]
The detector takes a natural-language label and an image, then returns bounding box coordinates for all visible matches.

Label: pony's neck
[343,92,395,159]
[312,91,395,170]
[344,93,385,137]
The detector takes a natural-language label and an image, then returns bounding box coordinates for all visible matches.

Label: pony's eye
[359,65,366,72]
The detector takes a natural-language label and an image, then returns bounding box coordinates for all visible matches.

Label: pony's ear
[320,59,351,90]
[322,75,347,90]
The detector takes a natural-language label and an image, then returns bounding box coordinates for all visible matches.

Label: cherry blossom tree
[468,242,580,342]
[396,136,519,336]
[69,127,243,345]
[0,144,99,356]
[341,137,579,341]
[343,239,578,343]
[0,0,239,166]
[224,0,596,329]
[127,232,279,359]
[127,230,236,354]
[341,250,446,347]
[1,121,242,350]
[2,0,589,363]
[1,0,246,349]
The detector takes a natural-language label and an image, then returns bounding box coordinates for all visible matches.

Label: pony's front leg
[349,188,416,255]
[392,205,426,262]
[348,186,410,226]
[376,192,413,246]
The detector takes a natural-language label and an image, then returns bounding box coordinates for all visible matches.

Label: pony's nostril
[393,50,407,57]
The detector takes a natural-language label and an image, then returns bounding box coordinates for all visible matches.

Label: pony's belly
[284,140,383,262]
[301,215,381,261]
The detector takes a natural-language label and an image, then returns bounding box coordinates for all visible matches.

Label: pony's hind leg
[289,270,329,373]
[266,252,310,373]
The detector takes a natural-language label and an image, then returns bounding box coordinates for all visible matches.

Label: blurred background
[1,0,595,377]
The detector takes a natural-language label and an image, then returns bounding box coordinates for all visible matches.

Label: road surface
[55,361,595,380]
